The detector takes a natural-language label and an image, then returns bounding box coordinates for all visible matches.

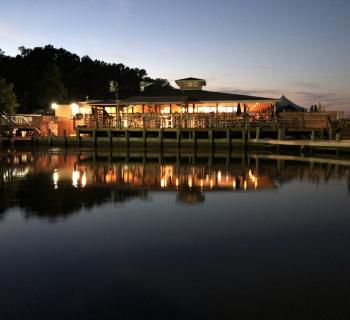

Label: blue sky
[0,0,349,110]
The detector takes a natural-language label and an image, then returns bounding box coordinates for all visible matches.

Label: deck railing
[82,113,279,129]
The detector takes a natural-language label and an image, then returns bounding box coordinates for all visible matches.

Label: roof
[120,89,276,104]
[87,89,277,106]
[175,77,206,82]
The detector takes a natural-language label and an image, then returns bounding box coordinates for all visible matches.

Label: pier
[1,112,350,153]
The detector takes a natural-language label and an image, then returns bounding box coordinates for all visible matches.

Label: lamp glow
[71,103,79,115]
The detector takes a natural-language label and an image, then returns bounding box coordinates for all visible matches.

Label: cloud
[290,81,321,89]
[209,86,350,110]
[294,90,350,110]
[246,65,273,71]
[0,20,26,43]
[212,86,281,98]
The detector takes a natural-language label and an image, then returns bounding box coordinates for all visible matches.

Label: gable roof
[176,77,206,82]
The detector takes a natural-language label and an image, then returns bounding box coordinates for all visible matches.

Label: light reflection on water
[1,150,349,216]
[0,150,350,319]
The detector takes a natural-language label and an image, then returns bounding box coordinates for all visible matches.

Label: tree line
[0,45,171,113]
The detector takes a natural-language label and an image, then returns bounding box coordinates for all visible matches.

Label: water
[1,149,350,319]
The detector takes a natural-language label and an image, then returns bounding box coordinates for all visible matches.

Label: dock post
[76,128,81,147]
[48,129,52,146]
[160,128,164,149]
[107,130,112,147]
[143,129,147,148]
[93,129,97,147]
[227,129,232,149]
[311,131,315,141]
[278,128,285,141]
[209,129,214,147]
[64,129,67,148]
[242,128,246,144]
[328,127,333,140]
[256,127,261,140]
[192,129,196,148]
[125,130,129,148]
[177,129,181,148]
[336,132,341,142]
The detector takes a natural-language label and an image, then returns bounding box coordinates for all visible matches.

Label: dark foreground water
[1,149,350,319]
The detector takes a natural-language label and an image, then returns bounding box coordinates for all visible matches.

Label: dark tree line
[0,45,171,113]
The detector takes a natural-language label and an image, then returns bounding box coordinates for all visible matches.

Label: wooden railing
[80,112,341,130]
[82,113,278,129]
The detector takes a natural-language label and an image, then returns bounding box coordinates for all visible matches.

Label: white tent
[276,95,305,112]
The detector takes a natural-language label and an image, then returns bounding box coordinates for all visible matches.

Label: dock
[2,126,350,153]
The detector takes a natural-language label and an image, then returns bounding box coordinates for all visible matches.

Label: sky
[0,0,349,110]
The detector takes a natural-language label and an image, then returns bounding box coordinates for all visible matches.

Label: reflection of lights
[176,178,179,188]
[217,171,222,183]
[53,169,59,189]
[233,180,236,189]
[244,180,247,190]
[12,168,29,178]
[248,170,258,189]
[160,178,166,188]
[188,177,193,189]
[200,179,204,189]
[81,172,87,188]
[21,154,27,162]
[72,170,80,187]
[210,179,213,189]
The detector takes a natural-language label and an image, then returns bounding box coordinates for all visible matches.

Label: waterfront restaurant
[53,77,289,133]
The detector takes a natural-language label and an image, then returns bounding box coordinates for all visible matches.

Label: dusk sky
[0,0,349,110]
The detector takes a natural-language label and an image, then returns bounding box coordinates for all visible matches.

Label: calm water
[1,149,350,319]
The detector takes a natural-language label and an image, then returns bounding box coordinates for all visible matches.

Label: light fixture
[71,103,80,115]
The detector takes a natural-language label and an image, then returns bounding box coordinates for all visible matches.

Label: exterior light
[71,103,80,115]
[51,102,58,110]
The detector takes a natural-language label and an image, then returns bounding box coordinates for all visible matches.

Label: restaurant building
[53,77,302,135]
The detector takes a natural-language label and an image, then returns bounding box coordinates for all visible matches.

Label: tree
[0,77,19,114]
[37,63,67,110]
[0,45,171,112]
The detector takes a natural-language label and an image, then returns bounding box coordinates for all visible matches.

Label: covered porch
[81,99,276,129]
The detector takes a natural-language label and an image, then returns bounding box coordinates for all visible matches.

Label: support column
[209,129,214,147]
[278,128,284,141]
[256,127,261,140]
[64,129,67,148]
[311,130,315,141]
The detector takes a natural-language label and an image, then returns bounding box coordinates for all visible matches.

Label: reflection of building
[2,150,350,218]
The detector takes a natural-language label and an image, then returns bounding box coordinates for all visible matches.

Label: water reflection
[1,150,349,220]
